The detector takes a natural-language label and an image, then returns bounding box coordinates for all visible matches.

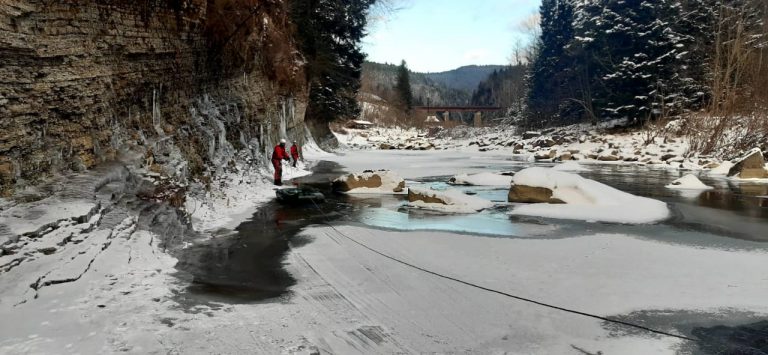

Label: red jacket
[271,145,289,161]
[290,145,299,159]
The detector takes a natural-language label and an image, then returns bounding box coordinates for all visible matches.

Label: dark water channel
[173,160,768,353]
[174,161,357,303]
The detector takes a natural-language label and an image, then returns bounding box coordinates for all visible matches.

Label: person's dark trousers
[272,159,282,185]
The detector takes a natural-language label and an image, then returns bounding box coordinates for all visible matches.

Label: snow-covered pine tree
[526,0,578,126]
[675,0,718,109]
[573,0,693,123]
[291,0,376,122]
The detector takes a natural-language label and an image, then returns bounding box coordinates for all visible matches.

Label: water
[177,161,768,302]
[174,159,768,352]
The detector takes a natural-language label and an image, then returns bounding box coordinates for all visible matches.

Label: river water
[173,157,768,353]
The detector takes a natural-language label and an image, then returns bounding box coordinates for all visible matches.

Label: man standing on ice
[290,140,300,167]
[271,139,290,185]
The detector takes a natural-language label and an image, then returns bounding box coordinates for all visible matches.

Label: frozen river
[1,149,767,354]
[178,150,768,354]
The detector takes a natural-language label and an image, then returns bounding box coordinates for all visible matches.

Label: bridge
[413,106,503,126]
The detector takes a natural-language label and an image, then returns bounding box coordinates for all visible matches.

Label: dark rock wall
[0,1,309,194]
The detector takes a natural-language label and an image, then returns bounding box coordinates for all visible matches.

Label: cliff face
[0,0,309,195]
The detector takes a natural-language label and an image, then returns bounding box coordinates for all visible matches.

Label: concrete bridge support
[474,111,482,127]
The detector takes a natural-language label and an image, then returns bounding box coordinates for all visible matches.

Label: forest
[524,0,767,156]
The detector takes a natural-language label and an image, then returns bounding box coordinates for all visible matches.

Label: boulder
[534,150,557,160]
[598,155,621,162]
[408,190,448,204]
[508,185,565,204]
[535,138,556,148]
[728,148,768,179]
[558,153,573,161]
[662,154,677,161]
[523,131,541,140]
[332,170,406,193]
[408,187,494,213]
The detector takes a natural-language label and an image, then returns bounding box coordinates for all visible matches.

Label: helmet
[280,139,286,144]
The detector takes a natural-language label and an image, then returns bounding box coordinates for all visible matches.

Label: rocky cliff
[0,0,310,195]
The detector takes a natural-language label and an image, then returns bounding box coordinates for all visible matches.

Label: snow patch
[665,174,713,190]
[409,187,493,214]
[510,167,669,224]
[0,199,97,239]
[449,172,513,186]
[708,161,735,175]
[551,161,590,172]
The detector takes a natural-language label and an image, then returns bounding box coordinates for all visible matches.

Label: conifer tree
[526,0,577,125]
[395,60,414,111]
[290,0,377,122]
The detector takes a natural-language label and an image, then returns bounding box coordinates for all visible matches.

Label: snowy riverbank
[332,124,768,181]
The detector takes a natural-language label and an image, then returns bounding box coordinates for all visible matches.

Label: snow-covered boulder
[708,161,734,175]
[665,174,713,190]
[408,187,493,213]
[448,172,513,186]
[534,150,556,160]
[728,148,768,179]
[332,170,405,194]
[508,167,669,224]
[551,161,589,172]
[508,185,565,204]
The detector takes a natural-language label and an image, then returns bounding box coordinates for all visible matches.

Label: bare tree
[687,0,768,157]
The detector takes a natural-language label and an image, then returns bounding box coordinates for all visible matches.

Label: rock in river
[332,170,406,193]
[728,148,768,179]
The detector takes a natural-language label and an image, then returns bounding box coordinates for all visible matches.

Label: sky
[362,0,541,73]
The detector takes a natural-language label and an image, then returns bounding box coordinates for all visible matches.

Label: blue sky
[362,0,541,73]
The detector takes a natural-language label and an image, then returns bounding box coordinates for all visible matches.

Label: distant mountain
[423,65,507,93]
[361,61,471,106]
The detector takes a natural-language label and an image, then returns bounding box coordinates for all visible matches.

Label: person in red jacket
[271,139,290,185]
[290,140,300,167]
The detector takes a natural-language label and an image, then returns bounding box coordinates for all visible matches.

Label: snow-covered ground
[2,134,767,354]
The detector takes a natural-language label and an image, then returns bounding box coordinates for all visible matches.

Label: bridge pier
[474,111,482,127]
[412,106,500,127]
